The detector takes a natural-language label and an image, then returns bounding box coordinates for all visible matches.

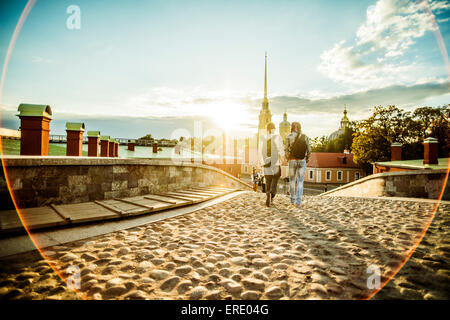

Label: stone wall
[0,156,252,209]
[321,169,449,200]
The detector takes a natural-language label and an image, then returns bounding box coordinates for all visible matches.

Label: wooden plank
[188,188,223,194]
[155,193,195,203]
[102,199,142,212]
[207,186,235,191]
[143,196,179,205]
[57,202,121,224]
[0,209,24,232]
[94,200,127,217]
[100,199,150,216]
[49,204,71,223]
[183,188,235,200]
[165,193,210,202]
[181,190,223,196]
[0,207,67,233]
[124,196,177,211]
[166,192,209,200]
[194,186,233,192]
[114,198,154,210]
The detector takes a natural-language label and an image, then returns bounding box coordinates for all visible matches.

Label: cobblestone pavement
[0,192,448,300]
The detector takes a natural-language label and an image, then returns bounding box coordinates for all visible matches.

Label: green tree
[334,125,355,152]
[310,136,329,152]
[139,134,153,141]
[311,123,355,153]
[412,105,449,158]
[351,105,449,172]
[351,106,415,172]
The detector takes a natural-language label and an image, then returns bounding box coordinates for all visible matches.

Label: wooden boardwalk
[0,186,237,234]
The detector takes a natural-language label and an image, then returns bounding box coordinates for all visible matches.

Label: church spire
[257,52,272,151]
[340,104,350,129]
[264,51,267,99]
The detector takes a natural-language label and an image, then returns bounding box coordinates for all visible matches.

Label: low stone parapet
[320,168,448,200]
[0,156,252,209]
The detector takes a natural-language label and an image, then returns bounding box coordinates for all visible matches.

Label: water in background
[52,144,235,160]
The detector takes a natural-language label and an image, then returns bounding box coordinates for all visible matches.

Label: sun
[204,100,253,135]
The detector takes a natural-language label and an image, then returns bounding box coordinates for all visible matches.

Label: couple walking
[259,122,311,207]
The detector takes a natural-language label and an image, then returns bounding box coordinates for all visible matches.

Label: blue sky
[0,0,449,139]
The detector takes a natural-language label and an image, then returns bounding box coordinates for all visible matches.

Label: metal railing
[48,135,177,147]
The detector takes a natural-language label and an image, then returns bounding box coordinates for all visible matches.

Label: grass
[0,139,88,156]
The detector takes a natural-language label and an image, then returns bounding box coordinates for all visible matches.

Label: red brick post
[66,122,85,156]
[128,140,135,151]
[390,142,402,161]
[17,104,52,156]
[114,141,119,158]
[423,137,438,165]
[108,140,115,157]
[100,136,110,157]
[87,131,100,157]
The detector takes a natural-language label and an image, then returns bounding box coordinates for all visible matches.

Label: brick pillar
[87,131,100,157]
[108,140,115,157]
[100,137,110,157]
[153,143,158,153]
[190,140,194,163]
[390,142,402,161]
[423,137,438,165]
[128,140,135,151]
[66,122,85,156]
[17,104,52,156]
[115,142,119,158]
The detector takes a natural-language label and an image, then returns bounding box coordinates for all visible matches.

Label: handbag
[287,132,301,160]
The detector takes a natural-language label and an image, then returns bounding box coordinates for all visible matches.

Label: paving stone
[241,290,261,300]
[265,286,283,299]
[242,278,265,292]
[175,266,193,276]
[190,286,208,299]
[150,270,170,280]
[160,276,180,292]
[103,286,127,298]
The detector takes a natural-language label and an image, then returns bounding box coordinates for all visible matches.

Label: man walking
[285,122,311,207]
[259,122,285,207]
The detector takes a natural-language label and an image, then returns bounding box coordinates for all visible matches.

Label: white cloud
[317,39,414,88]
[318,0,449,89]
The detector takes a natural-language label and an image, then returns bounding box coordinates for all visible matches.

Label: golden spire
[264,52,267,99]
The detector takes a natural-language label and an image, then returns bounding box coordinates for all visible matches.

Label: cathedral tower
[257,52,272,148]
[279,111,290,144]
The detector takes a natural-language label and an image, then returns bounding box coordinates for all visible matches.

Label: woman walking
[259,122,285,207]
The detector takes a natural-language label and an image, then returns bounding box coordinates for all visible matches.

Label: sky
[0,0,449,139]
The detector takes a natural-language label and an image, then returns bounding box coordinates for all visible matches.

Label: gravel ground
[0,192,448,300]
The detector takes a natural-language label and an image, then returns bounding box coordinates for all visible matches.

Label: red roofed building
[302,151,365,185]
